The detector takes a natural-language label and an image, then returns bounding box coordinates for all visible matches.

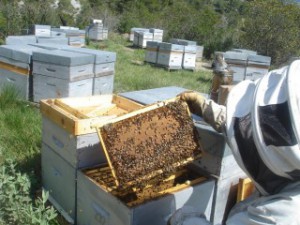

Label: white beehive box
[32,50,94,102]
[182,45,197,70]
[157,43,184,70]
[93,74,114,95]
[0,44,42,100]
[224,51,248,83]
[245,55,271,81]
[138,32,153,48]
[145,41,160,64]
[40,95,143,223]
[32,24,51,37]
[77,99,213,225]
[33,74,93,102]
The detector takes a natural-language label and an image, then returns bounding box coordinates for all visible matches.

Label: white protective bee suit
[176,60,300,225]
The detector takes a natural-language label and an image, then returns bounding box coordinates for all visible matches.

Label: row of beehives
[0,43,116,102]
[40,94,217,225]
[131,28,164,48]
[219,49,272,83]
[145,41,204,71]
[20,24,87,47]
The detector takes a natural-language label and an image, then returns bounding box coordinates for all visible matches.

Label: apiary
[157,42,184,70]
[245,54,271,81]
[40,94,143,223]
[77,99,215,225]
[32,49,95,102]
[145,41,160,64]
[224,51,248,83]
[182,45,197,70]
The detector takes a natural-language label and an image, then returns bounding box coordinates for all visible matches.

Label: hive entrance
[97,100,202,187]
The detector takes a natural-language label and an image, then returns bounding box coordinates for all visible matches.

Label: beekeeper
[178,60,300,224]
[210,52,233,102]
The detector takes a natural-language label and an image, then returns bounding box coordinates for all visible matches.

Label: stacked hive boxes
[63,48,117,95]
[0,45,41,100]
[222,50,271,83]
[223,51,248,83]
[145,41,160,64]
[196,46,204,61]
[138,32,153,48]
[182,45,197,70]
[130,28,150,42]
[32,50,94,102]
[245,54,271,81]
[150,28,163,42]
[40,95,142,223]
[87,22,108,41]
[132,28,164,48]
[170,38,198,71]
[157,42,184,70]
[51,27,86,47]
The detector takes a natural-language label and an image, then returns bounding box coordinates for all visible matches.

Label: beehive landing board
[97,100,202,187]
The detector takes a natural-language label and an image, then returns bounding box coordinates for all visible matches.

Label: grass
[0,33,213,224]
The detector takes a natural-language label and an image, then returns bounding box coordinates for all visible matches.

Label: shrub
[0,160,57,225]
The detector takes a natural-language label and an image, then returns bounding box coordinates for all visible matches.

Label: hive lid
[0,45,42,64]
[32,49,94,66]
[62,48,117,64]
[95,98,202,188]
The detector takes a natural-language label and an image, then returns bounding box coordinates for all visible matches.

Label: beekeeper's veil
[226,60,300,195]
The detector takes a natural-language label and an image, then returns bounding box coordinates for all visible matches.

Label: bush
[0,160,57,225]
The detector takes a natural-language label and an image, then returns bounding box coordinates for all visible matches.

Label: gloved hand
[178,91,206,117]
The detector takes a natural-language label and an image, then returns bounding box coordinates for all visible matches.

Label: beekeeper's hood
[226,60,300,195]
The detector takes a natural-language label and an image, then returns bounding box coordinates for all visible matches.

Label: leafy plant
[0,159,57,225]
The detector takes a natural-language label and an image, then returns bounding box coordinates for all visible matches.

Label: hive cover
[96,99,202,187]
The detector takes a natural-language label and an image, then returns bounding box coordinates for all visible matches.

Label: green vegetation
[0,160,58,225]
[0,34,212,224]
[0,0,300,66]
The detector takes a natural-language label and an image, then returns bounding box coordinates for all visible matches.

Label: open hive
[84,99,204,206]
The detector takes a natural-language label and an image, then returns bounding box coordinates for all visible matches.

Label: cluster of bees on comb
[100,100,202,189]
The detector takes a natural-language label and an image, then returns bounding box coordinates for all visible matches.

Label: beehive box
[145,41,160,64]
[93,74,114,95]
[77,99,212,225]
[245,55,271,81]
[157,43,184,70]
[40,95,143,166]
[182,45,197,70]
[224,51,248,83]
[41,95,143,223]
[138,32,153,48]
[0,45,42,100]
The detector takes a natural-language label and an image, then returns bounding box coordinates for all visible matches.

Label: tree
[239,0,300,66]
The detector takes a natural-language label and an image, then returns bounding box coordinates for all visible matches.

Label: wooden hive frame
[83,164,207,207]
[40,95,143,136]
[94,98,203,188]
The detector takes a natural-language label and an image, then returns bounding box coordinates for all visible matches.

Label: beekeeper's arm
[179,91,226,133]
